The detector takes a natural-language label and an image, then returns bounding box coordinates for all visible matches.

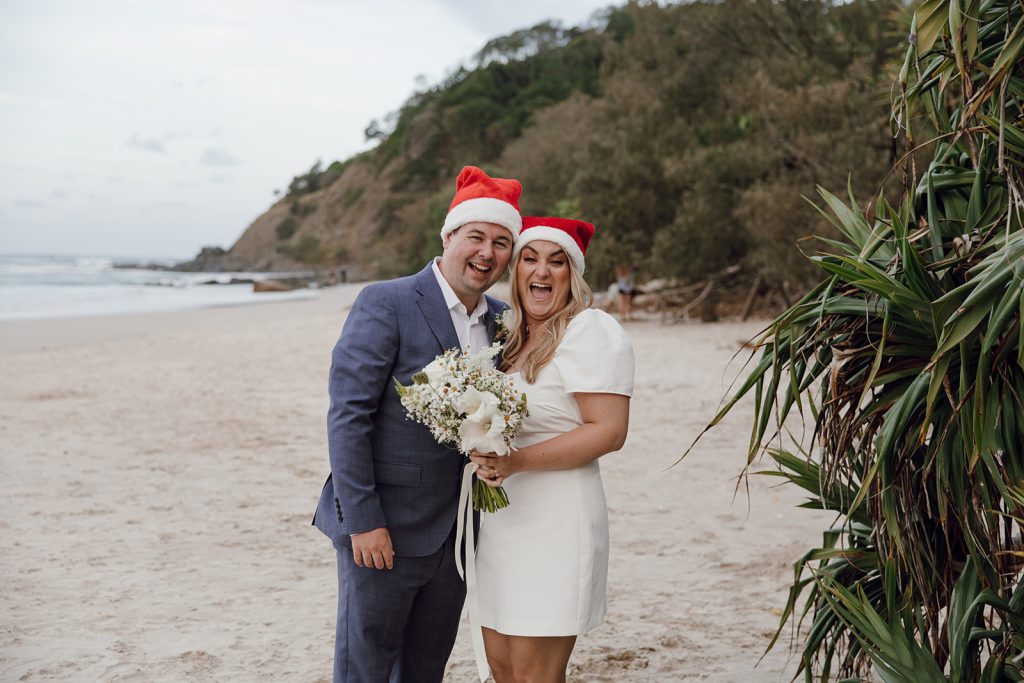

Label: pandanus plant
[687,0,1024,680]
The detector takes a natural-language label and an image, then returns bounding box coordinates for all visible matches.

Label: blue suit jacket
[313,262,507,557]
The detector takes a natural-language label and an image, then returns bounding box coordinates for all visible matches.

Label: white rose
[422,357,452,389]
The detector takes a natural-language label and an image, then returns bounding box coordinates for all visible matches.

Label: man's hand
[351,527,394,570]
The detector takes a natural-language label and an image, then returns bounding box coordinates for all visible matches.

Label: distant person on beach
[470,217,635,682]
[615,263,636,321]
[312,166,521,682]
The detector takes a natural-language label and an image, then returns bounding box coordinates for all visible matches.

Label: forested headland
[192,0,907,301]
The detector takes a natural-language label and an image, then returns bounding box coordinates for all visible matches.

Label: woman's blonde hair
[500,248,593,383]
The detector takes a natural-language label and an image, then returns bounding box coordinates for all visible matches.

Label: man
[313,166,521,682]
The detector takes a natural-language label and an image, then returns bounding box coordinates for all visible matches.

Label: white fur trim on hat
[440,197,521,240]
[513,225,586,274]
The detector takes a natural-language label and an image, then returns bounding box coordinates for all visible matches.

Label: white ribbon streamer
[455,462,489,682]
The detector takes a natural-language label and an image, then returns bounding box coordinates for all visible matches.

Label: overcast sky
[0,0,613,259]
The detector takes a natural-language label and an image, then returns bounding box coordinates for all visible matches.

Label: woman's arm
[470,392,630,482]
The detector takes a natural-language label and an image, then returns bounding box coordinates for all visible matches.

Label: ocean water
[0,254,319,321]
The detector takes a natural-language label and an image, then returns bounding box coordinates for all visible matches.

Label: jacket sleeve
[327,285,397,535]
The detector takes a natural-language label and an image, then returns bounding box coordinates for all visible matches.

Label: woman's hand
[473,394,629,477]
[470,449,519,487]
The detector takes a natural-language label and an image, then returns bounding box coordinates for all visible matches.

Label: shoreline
[0,284,364,353]
[0,251,338,335]
[0,280,517,354]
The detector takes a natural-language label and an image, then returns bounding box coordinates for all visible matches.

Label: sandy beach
[1,283,832,682]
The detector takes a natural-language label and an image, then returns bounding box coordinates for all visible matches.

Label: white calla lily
[453,387,508,454]
[452,386,498,417]
[458,410,509,455]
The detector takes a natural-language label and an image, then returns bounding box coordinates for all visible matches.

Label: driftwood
[642,264,767,324]
[684,280,715,320]
[640,281,708,323]
[740,274,763,321]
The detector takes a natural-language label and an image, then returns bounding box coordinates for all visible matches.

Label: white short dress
[475,308,635,636]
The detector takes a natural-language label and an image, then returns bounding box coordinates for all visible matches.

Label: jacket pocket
[374,461,421,488]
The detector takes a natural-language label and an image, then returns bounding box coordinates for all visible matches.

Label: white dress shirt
[431,258,490,355]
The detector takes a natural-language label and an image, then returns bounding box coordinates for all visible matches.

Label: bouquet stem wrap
[455,463,488,681]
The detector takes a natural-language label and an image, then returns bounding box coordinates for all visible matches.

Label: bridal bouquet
[394,342,527,512]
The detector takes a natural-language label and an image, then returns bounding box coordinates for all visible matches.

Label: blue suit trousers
[333,527,466,683]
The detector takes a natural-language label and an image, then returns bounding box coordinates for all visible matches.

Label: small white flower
[467,342,502,373]
[495,308,515,341]
[499,308,514,329]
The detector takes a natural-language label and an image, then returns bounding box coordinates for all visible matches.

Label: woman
[470,216,635,683]
[615,263,636,321]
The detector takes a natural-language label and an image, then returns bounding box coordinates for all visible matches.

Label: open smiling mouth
[469,262,492,275]
[528,283,553,300]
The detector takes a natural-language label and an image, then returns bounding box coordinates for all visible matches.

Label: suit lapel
[414,263,461,352]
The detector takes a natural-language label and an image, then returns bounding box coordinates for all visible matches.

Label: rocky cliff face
[183,159,421,279]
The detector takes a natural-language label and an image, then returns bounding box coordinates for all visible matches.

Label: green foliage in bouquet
[688,0,1024,679]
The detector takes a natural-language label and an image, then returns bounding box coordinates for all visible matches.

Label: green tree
[275,217,298,241]
[276,235,327,265]
[689,0,1024,678]
[499,0,901,289]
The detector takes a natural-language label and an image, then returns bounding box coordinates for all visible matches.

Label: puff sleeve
[553,309,635,396]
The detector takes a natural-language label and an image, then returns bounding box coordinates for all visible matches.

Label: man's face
[438,221,514,306]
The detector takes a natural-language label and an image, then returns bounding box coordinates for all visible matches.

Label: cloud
[127,133,166,154]
[1,0,612,258]
[162,130,191,142]
[200,147,238,167]
[51,188,69,198]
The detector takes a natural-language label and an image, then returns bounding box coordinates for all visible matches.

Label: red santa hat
[440,166,522,241]
[513,216,595,274]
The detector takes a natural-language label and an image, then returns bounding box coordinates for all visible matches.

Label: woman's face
[516,240,572,325]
